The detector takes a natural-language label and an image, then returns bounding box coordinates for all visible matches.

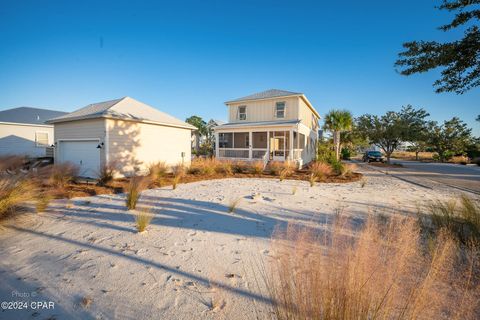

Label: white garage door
[59,140,100,178]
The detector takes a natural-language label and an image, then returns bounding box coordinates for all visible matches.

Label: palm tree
[323,109,353,160]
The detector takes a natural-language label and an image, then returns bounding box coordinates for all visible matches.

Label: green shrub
[329,158,344,176]
[317,142,335,163]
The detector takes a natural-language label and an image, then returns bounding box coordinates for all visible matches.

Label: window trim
[237,105,247,121]
[275,102,286,119]
[35,131,49,147]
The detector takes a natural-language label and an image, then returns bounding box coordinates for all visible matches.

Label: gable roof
[0,107,68,125]
[226,89,302,103]
[225,89,320,118]
[47,97,196,130]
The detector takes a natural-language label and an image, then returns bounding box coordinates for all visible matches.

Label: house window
[238,106,247,120]
[275,102,285,118]
[35,132,49,147]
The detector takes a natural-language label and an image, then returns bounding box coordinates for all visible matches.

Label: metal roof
[226,89,302,104]
[47,97,196,130]
[0,107,67,125]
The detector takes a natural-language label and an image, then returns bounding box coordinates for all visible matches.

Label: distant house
[214,89,320,167]
[0,107,67,158]
[47,97,196,178]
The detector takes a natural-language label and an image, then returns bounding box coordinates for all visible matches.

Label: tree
[395,0,480,94]
[356,106,429,163]
[427,117,472,162]
[322,110,353,161]
[186,115,207,154]
[477,115,480,122]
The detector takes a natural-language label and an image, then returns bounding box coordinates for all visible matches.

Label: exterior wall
[0,122,54,157]
[54,119,107,166]
[107,119,191,176]
[298,97,320,131]
[227,96,299,123]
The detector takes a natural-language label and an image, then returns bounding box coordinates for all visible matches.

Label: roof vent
[36,115,40,121]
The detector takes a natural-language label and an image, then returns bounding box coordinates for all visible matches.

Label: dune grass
[264,215,480,320]
[309,161,333,181]
[134,208,154,233]
[125,176,146,210]
[419,195,480,245]
[251,161,264,175]
[0,176,37,218]
[279,161,296,181]
[228,197,242,213]
[49,162,80,187]
[308,173,317,187]
[97,161,117,186]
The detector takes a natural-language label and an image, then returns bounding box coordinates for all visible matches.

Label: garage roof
[47,97,196,130]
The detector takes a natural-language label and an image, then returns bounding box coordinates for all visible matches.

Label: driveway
[369,159,480,195]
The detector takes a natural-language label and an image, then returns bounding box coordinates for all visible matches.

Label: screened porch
[215,130,307,162]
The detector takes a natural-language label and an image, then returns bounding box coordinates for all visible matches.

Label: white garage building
[47,97,195,178]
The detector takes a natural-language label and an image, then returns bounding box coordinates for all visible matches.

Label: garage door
[59,140,100,178]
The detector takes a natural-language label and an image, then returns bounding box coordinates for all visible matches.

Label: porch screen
[252,132,267,148]
[218,133,233,148]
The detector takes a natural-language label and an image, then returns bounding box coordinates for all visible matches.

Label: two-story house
[214,89,320,167]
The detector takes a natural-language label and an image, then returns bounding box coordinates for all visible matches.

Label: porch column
[248,131,252,160]
[289,128,294,160]
[215,131,219,158]
[266,130,270,160]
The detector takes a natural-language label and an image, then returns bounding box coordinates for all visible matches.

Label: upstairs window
[35,132,49,147]
[238,105,247,120]
[275,102,285,118]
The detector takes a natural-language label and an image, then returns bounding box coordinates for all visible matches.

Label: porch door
[270,136,285,161]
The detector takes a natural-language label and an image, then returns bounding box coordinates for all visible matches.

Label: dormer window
[275,102,285,118]
[238,105,247,120]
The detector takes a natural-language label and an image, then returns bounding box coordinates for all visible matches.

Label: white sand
[0,168,472,319]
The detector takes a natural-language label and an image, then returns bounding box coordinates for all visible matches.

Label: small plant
[279,161,296,181]
[421,195,480,244]
[228,197,241,213]
[292,186,297,195]
[268,161,282,176]
[216,161,233,175]
[80,296,93,309]
[232,161,248,174]
[360,178,367,188]
[0,176,37,218]
[36,192,53,213]
[149,161,168,185]
[125,176,145,210]
[97,161,117,186]
[308,173,317,187]
[135,208,154,233]
[49,162,80,187]
[341,163,357,177]
[251,161,264,175]
[329,158,344,176]
[309,161,333,181]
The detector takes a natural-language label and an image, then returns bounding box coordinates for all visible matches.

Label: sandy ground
[0,168,474,320]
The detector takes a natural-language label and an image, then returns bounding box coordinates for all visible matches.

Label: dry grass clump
[171,163,185,190]
[0,155,26,173]
[309,161,333,181]
[228,197,242,213]
[232,161,249,174]
[251,161,264,175]
[268,161,283,176]
[341,163,357,177]
[279,161,296,181]
[216,160,233,175]
[134,208,154,233]
[125,176,146,210]
[308,173,317,187]
[97,161,117,186]
[0,176,38,218]
[148,161,168,186]
[188,158,218,176]
[420,195,480,245]
[49,162,79,187]
[264,216,480,320]
[36,191,53,213]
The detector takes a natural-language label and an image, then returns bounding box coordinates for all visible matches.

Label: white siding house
[0,107,67,158]
[47,97,196,178]
[214,89,320,167]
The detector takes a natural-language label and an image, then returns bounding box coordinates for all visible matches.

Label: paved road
[378,159,480,195]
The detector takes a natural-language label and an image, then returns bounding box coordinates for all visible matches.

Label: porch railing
[252,148,267,159]
[218,148,249,159]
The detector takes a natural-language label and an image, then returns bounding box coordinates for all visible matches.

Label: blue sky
[1,0,479,135]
